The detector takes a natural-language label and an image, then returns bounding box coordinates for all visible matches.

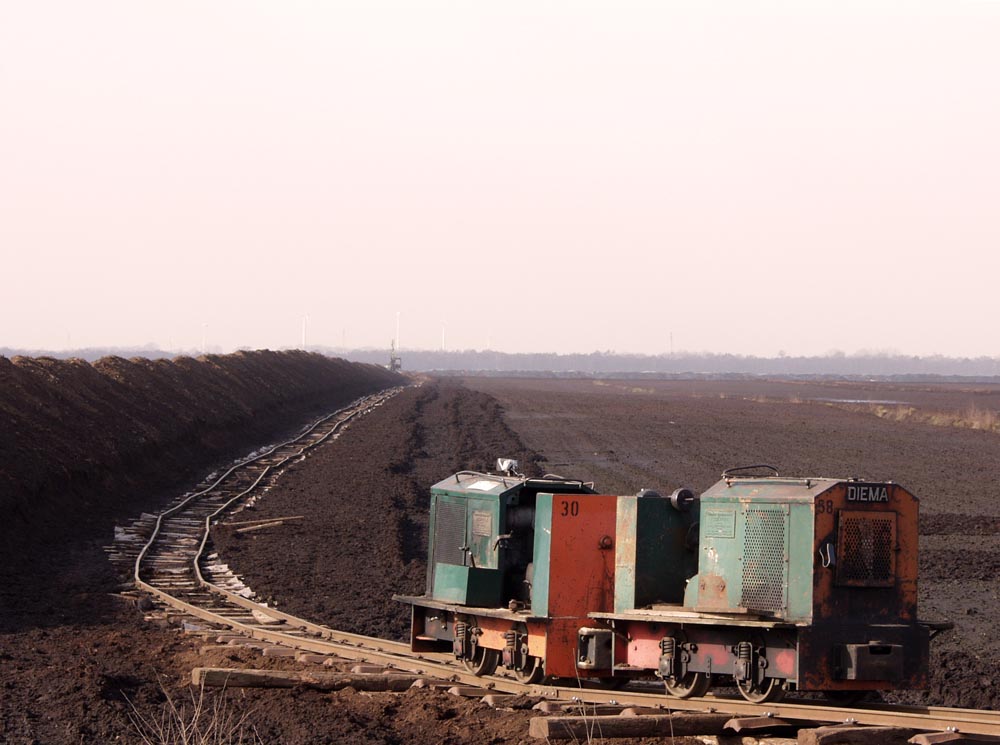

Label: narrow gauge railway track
[123,388,1000,740]
[132,388,403,604]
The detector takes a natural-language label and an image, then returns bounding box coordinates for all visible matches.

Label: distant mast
[388,338,402,372]
[388,312,402,371]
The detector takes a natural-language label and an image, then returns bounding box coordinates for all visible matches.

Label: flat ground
[3,376,998,743]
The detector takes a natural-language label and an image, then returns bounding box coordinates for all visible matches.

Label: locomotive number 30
[560,500,580,517]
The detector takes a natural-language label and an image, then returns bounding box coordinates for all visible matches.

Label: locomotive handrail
[449,470,594,491]
[919,619,955,640]
[722,464,780,479]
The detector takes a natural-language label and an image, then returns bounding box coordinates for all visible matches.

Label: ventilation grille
[741,508,787,612]
[433,500,467,567]
[836,511,896,587]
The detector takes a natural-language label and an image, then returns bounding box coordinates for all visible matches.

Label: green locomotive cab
[591,467,944,703]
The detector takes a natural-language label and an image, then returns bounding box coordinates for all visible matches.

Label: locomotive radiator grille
[836,511,896,587]
[434,500,468,567]
[741,508,787,613]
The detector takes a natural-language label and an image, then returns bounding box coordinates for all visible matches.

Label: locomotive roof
[431,471,595,497]
[702,476,909,503]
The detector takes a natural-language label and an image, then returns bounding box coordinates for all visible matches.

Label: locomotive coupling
[838,642,904,681]
[577,628,613,670]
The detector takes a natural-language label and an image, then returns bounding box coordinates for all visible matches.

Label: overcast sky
[1,1,997,357]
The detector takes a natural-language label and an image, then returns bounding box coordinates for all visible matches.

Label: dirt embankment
[0,351,402,601]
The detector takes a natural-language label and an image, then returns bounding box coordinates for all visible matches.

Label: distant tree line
[5,345,1000,380]
[332,347,1000,380]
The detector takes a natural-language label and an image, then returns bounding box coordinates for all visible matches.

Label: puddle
[812,398,910,405]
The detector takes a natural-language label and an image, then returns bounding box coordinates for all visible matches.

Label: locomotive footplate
[395,594,546,655]
[589,607,801,630]
[393,594,543,622]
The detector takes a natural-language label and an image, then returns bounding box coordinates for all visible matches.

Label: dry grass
[126,682,261,745]
[738,394,1000,436]
[561,698,611,744]
[961,404,1000,431]
[834,402,1000,435]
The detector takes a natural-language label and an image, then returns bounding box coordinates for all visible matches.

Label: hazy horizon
[3,2,998,358]
[7,341,1000,364]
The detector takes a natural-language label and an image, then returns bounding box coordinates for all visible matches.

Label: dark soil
[4,370,999,743]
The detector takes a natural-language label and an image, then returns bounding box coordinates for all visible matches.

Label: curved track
[120,388,1000,738]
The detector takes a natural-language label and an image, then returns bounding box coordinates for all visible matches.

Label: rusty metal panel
[703,477,840,502]
[797,623,928,690]
[835,510,897,588]
[622,620,798,682]
[812,482,919,624]
[696,573,729,609]
[533,493,618,677]
[840,642,904,681]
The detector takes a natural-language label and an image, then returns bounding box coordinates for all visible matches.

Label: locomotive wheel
[514,655,545,684]
[664,671,711,699]
[736,676,786,703]
[462,646,500,676]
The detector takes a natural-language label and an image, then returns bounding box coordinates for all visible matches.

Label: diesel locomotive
[394,462,945,702]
